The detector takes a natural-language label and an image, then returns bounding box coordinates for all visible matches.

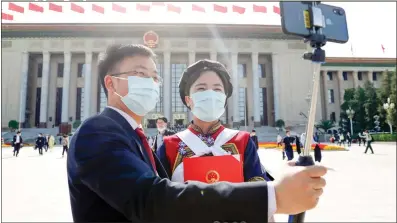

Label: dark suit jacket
[67,107,269,223]
[12,135,23,147]
[152,129,176,152]
[36,136,45,147]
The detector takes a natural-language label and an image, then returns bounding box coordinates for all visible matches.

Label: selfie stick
[288,2,326,223]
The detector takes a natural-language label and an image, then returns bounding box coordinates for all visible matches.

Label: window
[154,63,164,113]
[238,64,247,78]
[358,71,363,80]
[342,71,348,81]
[258,64,266,78]
[55,88,62,126]
[372,72,377,81]
[238,88,247,125]
[76,88,82,121]
[171,64,188,113]
[327,71,333,81]
[260,87,268,126]
[37,63,43,78]
[328,89,335,104]
[35,87,41,127]
[330,112,336,122]
[57,63,64,77]
[77,63,84,77]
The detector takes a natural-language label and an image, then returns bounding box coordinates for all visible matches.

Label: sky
[2,2,396,58]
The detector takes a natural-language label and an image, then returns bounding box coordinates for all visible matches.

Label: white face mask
[190,90,226,122]
[113,76,159,116]
[157,127,166,132]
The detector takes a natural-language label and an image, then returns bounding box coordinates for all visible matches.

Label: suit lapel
[101,108,153,170]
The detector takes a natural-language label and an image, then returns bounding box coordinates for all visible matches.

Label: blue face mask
[114,76,159,116]
[190,90,226,122]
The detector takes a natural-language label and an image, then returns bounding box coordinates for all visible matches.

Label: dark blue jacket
[67,107,270,222]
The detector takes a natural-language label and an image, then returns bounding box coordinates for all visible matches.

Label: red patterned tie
[135,128,157,171]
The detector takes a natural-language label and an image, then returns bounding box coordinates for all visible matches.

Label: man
[358,130,366,146]
[152,117,175,153]
[44,134,49,152]
[364,130,374,154]
[36,133,45,155]
[12,131,23,157]
[250,129,259,150]
[283,130,295,161]
[67,43,327,222]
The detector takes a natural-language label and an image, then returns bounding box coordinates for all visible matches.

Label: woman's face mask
[113,76,160,116]
[189,90,226,122]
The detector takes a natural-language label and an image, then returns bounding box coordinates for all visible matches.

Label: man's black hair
[16,131,21,134]
[156,117,168,123]
[251,129,256,132]
[98,43,157,98]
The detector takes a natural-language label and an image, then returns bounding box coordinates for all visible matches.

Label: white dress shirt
[15,135,20,143]
[107,106,277,220]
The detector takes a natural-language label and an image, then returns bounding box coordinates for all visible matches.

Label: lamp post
[383,97,395,134]
[346,107,355,135]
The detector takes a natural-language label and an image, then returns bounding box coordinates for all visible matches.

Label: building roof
[324,57,396,68]
[2,23,295,40]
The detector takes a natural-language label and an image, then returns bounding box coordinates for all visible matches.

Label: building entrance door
[174,119,184,126]
[146,119,156,128]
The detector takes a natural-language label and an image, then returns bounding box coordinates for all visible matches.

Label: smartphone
[280,2,349,43]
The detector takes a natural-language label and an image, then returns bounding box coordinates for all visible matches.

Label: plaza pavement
[1,143,396,222]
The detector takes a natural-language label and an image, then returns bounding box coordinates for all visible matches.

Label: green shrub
[73,120,82,129]
[8,120,19,130]
[372,133,396,142]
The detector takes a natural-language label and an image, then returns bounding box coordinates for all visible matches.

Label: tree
[389,69,397,127]
[275,119,285,131]
[316,120,335,133]
[8,120,19,131]
[363,81,378,130]
[377,70,393,131]
[340,88,358,133]
[354,86,367,132]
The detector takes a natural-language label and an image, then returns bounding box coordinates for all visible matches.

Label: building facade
[2,24,395,130]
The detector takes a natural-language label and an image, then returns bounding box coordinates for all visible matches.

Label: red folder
[183,155,244,183]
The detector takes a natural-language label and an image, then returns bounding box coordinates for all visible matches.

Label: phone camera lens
[338,9,344,16]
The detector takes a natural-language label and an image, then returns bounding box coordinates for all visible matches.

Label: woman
[157,59,272,184]
[48,135,55,151]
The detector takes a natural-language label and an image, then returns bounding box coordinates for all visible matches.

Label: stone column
[210,51,217,61]
[336,70,344,103]
[61,52,71,125]
[352,71,359,88]
[271,53,280,121]
[251,52,261,127]
[39,51,50,128]
[19,52,29,128]
[367,70,374,83]
[231,52,240,127]
[163,51,171,121]
[83,52,92,121]
[187,51,195,122]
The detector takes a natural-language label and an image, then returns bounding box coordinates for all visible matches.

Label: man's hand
[274,161,327,215]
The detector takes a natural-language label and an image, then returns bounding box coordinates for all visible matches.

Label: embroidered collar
[189,120,222,135]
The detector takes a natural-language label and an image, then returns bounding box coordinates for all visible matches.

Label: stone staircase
[144,126,281,142]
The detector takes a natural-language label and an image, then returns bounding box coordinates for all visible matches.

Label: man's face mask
[113,76,160,116]
[190,90,226,122]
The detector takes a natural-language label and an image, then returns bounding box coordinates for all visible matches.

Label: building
[2,23,395,131]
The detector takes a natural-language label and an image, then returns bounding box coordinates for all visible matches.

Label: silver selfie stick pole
[288,1,327,223]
